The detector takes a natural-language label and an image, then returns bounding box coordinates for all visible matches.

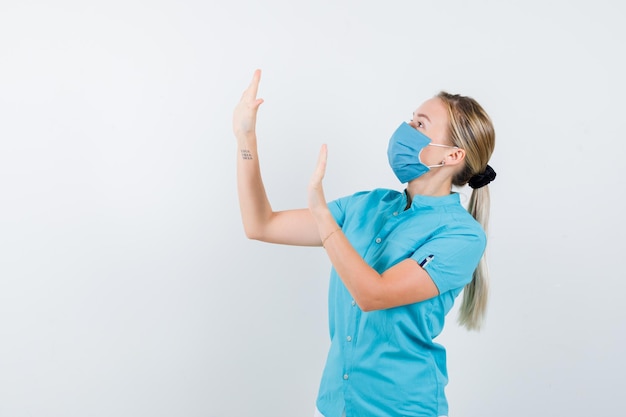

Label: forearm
[313,208,382,311]
[236,134,273,239]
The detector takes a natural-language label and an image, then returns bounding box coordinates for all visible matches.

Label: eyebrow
[415,113,431,123]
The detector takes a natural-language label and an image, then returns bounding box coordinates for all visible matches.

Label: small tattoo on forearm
[241,149,253,160]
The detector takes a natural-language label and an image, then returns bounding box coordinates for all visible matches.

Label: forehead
[414,97,449,127]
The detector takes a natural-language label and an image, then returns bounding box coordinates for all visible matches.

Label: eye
[409,116,424,129]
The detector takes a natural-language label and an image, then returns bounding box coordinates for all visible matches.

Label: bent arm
[313,209,439,311]
[307,146,439,311]
[234,70,320,246]
[236,137,320,245]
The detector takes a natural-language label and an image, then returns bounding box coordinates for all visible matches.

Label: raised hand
[233,69,264,139]
[308,144,329,215]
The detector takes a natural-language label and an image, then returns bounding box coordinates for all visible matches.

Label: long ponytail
[437,92,496,331]
[458,186,491,330]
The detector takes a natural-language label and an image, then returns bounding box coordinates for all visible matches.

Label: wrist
[321,227,341,247]
[235,131,257,146]
[310,206,333,222]
[237,136,258,155]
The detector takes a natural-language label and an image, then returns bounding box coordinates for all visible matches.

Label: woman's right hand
[233,69,264,140]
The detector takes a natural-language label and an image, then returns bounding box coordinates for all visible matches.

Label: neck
[406,174,453,200]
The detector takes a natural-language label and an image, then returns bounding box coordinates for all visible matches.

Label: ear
[444,147,466,166]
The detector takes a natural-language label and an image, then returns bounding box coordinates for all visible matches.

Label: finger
[312,144,328,183]
[246,68,262,99]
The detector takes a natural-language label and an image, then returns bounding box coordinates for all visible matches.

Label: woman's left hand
[308,144,329,216]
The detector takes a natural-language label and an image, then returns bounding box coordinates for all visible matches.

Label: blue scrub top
[315,188,486,417]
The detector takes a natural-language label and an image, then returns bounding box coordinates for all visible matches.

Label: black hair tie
[468,165,496,189]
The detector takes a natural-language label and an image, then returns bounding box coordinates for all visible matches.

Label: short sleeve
[327,191,371,228]
[327,197,347,227]
[411,226,487,294]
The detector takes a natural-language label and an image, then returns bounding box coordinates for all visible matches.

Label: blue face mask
[387,122,457,183]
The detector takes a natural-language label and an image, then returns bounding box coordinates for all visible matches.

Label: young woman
[233,69,496,417]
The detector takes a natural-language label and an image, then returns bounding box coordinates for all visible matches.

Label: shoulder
[332,188,401,208]
[349,188,401,201]
[328,188,401,222]
[444,208,487,246]
[415,194,486,244]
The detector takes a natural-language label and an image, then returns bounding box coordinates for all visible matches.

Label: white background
[1,1,624,416]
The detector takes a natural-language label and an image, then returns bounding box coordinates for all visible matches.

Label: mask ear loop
[425,144,457,169]
[428,144,458,149]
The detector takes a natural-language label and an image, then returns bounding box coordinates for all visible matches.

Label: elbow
[243,221,273,241]
[241,214,273,241]
[243,226,263,241]
[358,301,382,313]
[354,293,383,313]
[358,302,376,313]
[351,276,385,312]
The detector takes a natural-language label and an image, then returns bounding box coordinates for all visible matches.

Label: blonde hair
[437,91,496,331]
